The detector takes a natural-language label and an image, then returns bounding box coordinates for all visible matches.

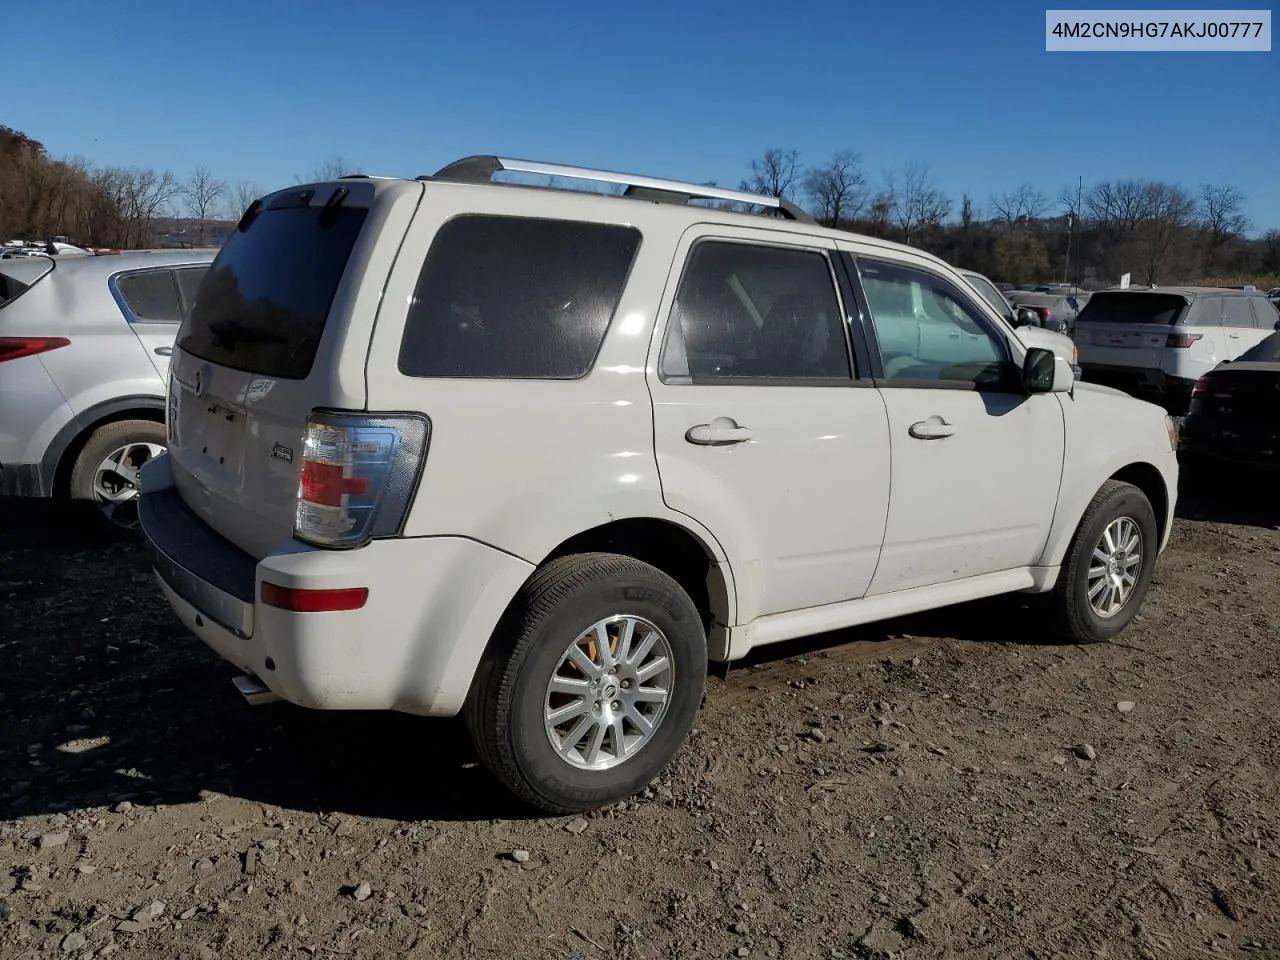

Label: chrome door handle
[908,417,954,440]
[686,418,753,446]
[154,346,173,356]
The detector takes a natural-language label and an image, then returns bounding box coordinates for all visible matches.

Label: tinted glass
[174,266,208,318]
[1193,297,1224,326]
[1253,298,1280,330]
[398,215,641,379]
[660,241,850,381]
[859,260,1008,386]
[1076,292,1186,325]
[1222,297,1255,329]
[116,270,182,322]
[178,205,368,379]
[1237,331,1280,362]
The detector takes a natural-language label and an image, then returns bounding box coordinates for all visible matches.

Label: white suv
[139,156,1179,813]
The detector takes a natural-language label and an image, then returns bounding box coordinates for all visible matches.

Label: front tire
[464,553,707,814]
[1047,480,1159,643]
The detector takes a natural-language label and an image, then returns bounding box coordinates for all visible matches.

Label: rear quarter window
[1222,297,1256,329]
[115,269,183,322]
[397,215,641,379]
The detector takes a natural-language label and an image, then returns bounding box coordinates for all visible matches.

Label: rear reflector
[260,582,369,612]
[1166,333,1203,348]
[0,336,70,362]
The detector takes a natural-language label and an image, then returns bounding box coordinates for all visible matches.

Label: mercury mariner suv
[139,155,1180,813]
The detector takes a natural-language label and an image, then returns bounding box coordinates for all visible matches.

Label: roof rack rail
[425,155,816,224]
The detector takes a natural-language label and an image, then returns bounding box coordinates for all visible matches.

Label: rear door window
[116,269,183,322]
[178,193,369,379]
[1190,297,1223,326]
[1222,297,1255,329]
[1249,298,1279,329]
[397,215,641,379]
[1077,292,1187,325]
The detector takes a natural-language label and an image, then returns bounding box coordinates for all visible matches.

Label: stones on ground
[510,849,530,864]
[195,857,215,874]
[1117,700,1136,713]
[1074,743,1098,761]
[132,901,166,922]
[77,863,96,874]
[807,727,829,744]
[731,921,749,934]
[60,932,87,953]
[402,903,428,918]
[113,801,133,813]
[736,948,751,957]
[180,907,199,920]
[243,847,257,876]
[39,831,69,849]
[351,882,372,902]
[565,817,589,835]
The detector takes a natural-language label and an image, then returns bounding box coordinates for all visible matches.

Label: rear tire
[464,553,707,814]
[1046,480,1158,644]
[68,419,166,535]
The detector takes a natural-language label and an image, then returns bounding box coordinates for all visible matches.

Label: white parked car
[1074,286,1280,413]
[139,156,1180,812]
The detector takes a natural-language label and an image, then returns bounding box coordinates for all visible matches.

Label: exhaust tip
[232,674,282,706]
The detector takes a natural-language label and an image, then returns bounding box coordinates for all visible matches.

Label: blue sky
[7,0,1278,231]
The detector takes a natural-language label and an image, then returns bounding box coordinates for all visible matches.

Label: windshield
[1076,292,1186,325]
[963,273,1011,317]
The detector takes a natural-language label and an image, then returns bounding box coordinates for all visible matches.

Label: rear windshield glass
[398,214,641,379]
[0,257,54,308]
[1076,292,1186,325]
[177,201,368,379]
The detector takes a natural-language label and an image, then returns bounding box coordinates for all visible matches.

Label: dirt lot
[2,485,1279,960]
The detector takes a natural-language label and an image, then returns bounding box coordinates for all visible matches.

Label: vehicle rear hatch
[0,257,54,310]
[166,178,422,559]
[1074,291,1188,370]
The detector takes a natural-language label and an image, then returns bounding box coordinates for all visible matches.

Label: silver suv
[0,249,217,529]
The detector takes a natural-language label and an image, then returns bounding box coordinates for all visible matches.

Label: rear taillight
[1166,333,1202,348]
[1035,307,1052,319]
[1191,375,1233,399]
[0,336,70,362]
[293,411,430,548]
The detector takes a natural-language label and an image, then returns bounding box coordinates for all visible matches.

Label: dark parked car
[1179,329,1280,473]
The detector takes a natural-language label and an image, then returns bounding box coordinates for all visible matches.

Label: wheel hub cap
[1087,517,1143,619]
[93,441,165,529]
[544,615,674,771]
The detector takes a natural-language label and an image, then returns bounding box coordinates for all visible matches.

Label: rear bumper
[1180,415,1279,469]
[1078,365,1196,410]
[138,453,535,717]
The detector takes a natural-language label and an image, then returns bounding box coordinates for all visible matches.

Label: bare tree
[884,162,951,245]
[296,154,360,183]
[867,193,892,238]
[1086,179,1150,241]
[740,148,801,200]
[1262,228,1280,273]
[1198,184,1251,271]
[802,150,867,227]
[990,183,1049,229]
[183,166,228,245]
[1136,182,1197,285]
[228,179,263,220]
[114,168,180,247]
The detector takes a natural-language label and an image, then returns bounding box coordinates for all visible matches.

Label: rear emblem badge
[271,443,294,463]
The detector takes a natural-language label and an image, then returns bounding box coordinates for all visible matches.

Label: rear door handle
[908,417,954,440]
[154,346,173,356]
[686,418,753,446]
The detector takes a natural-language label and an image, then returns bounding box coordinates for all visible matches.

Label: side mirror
[1022,346,1072,394]
[1015,307,1039,327]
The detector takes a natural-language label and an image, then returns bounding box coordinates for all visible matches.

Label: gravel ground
[1,483,1278,960]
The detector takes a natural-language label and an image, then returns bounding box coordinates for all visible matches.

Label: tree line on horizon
[3,125,1277,287]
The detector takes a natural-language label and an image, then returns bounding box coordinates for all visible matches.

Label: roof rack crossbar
[427,155,816,224]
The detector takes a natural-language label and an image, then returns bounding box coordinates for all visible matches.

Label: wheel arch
[42,395,166,497]
[539,517,735,654]
[1108,461,1170,548]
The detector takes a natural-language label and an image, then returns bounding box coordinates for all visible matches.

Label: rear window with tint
[116,269,182,322]
[178,198,368,379]
[1076,292,1186,325]
[398,215,641,379]
[1222,297,1256,329]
